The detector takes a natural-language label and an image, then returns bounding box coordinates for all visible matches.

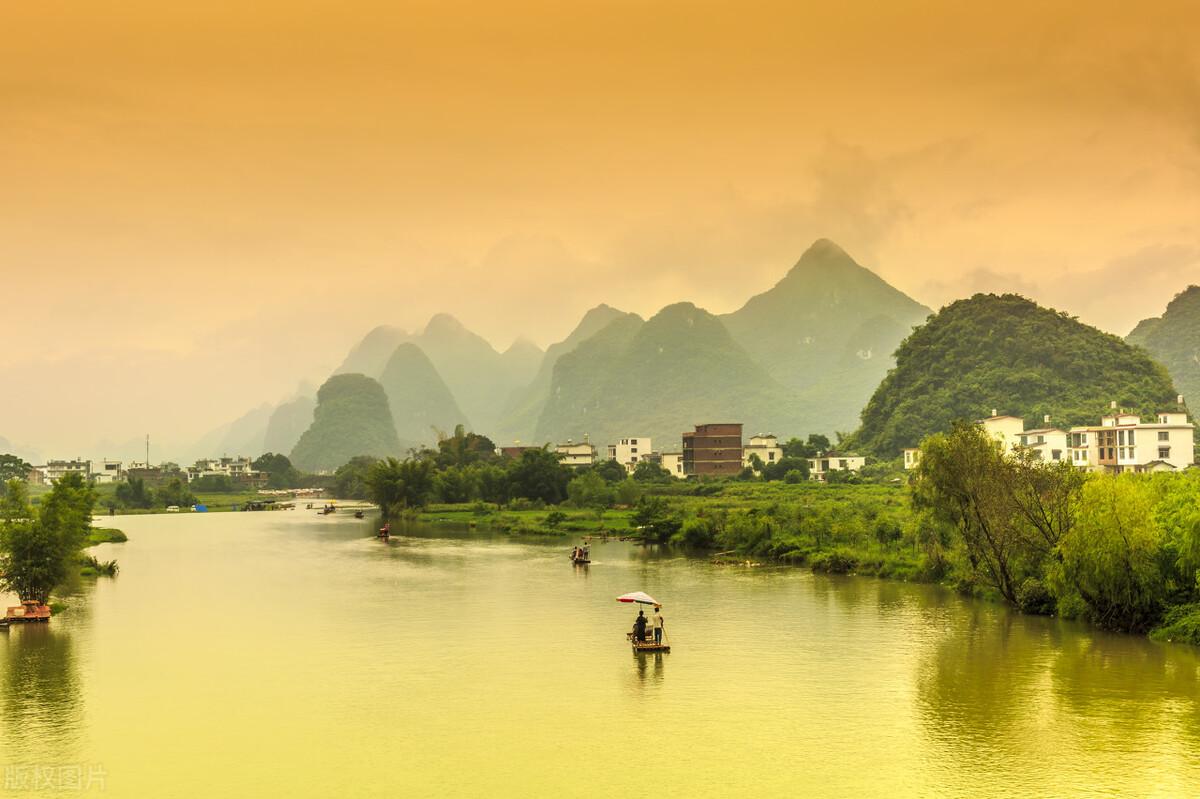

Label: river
[2,511,1198,797]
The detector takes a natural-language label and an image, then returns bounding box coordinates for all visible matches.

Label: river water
[1,511,1198,797]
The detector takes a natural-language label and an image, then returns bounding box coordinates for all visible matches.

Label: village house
[742,433,784,469]
[980,399,1195,473]
[39,459,91,483]
[682,423,743,476]
[807,452,867,481]
[89,459,124,484]
[606,436,651,472]
[902,448,921,470]
[554,438,596,468]
[659,452,686,479]
[185,456,267,487]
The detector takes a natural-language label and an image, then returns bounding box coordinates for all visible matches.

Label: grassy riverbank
[420,502,635,537]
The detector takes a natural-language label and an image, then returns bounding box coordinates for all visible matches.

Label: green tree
[631,461,673,483]
[191,474,236,493]
[630,496,682,543]
[1056,476,1166,632]
[593,459,628,484]
[333,455,378,499]
[366,457,435,518]
[253,452,302,489]
[566,471,613,508]
[115,477,154,509]
[614,478,643,506]
[0,474,96,603]
[435,425,498,469]
[507,448,571,505]
[155,478,197,508]
[0,454,32,483]
[434,466,479,503]
[761,456,810,482]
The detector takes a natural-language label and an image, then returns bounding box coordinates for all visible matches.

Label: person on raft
[632,609,649,642]
[652,605,665,644]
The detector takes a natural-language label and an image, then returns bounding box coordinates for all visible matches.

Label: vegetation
[721,238,930,434]
[1127,285,1200,414]
[0,474,105,603]
[252,452,302,488]
[533,303,805,452]
[912,423,1200,637]
[852,293,1180,456]
[290,373,403,472]
[0,453,32,484]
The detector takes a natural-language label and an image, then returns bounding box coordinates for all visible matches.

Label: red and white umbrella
[616,591,660,606]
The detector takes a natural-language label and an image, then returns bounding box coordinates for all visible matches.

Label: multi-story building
[659,452,685,479]
[185,457,266,486]
[89,460,124,484]
[985,401,1195,473]
[682,423,743,476]
[1017,417,1068,463]
[808,452,867,481]
[555,439,596,469]
[742,433,784,469]
[979,412,1026,454]
[40,459,91,483]
[606,436,651,472]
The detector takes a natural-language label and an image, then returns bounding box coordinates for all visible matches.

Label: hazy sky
[3,1,1200,457]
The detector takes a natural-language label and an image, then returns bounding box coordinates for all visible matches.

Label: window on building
[768,452,776,461]
[1128,431,1135,445]
[1159,431,1169,442]
[1052,450,1061,460]
[630,448,637,454]
[631,439,637,445]
[1159,447,1171,459]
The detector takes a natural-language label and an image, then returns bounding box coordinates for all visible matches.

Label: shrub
[1016,577,1056,616]
[1150,603,1200,646]
[544,510,568,529]
[810,549,858,574]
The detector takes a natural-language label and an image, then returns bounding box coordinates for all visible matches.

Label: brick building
[682,423,743,476]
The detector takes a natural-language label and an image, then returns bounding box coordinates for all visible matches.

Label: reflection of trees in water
[915,603,1200,784]
[1047,632,1200,751]
[915,606,1060,757]
[1,625,84,757]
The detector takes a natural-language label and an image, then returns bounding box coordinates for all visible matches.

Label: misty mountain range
[16,240,1193,467]
[261,239,937,463]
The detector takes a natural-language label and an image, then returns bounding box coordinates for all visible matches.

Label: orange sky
[3,1,1200,456]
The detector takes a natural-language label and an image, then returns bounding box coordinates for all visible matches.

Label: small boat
[5,600,51,624]
[627,633,670,653]
[571,555,590,564]
[377,522,391,540]
[354,510,365,519]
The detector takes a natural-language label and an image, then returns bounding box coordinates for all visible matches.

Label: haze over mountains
[51,238,1196,469]
[267,239,933,461]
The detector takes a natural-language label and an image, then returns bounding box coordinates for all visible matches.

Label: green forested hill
[723,239,930,433]
[378,343,471,448]
[493,304,628,444]
[852,293,1180,456]
[290,374,402,471]
[534,303,802,449]
[1127,286,1200,407]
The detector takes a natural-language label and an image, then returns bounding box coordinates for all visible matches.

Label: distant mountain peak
[423,313,468,337]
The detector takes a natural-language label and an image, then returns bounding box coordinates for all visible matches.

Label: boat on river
[617,591,670,653]
[5,600,51,624]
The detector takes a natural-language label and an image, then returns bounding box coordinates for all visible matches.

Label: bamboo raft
[627,632,670,653]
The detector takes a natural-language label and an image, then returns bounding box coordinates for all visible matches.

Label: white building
[185,456,264,484]
[979,412,1026,454]
[89,460,124,484]
[742,433,784,469]
[606,436,651,472]
[990,401,1194,474]
[40,459,91,483]
[659,452,685,479]
[1017,417,1068,463]
[808,452,866,481]
[902,448,921,470]
[555,440,596,469]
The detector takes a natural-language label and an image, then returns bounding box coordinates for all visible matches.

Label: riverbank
[408,478,1199,648]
